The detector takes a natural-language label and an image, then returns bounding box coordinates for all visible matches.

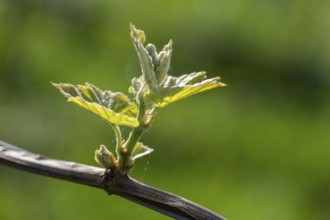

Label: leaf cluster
[53,24,226,174]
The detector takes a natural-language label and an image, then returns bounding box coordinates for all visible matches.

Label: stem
[125,96,147,152]
[111,124,128,172]
[116,97,150,174]
[125,127,145,152]
[0,140,227,220]
[0,140,104,187]
[112,124,123,157]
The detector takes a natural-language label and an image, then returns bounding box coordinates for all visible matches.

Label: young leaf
[147,71,227,108]
[130,24,158,90]
[131,142,154,160]
[52,82,139,127]
[130,24,174,91]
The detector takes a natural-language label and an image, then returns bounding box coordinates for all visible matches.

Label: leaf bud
[94,145,116,169]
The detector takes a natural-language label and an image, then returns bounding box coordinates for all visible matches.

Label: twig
[0,140,227,220]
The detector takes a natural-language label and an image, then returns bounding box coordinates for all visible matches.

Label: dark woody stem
[0,140,226,220]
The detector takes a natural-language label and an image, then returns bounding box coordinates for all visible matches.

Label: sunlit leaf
[52,82,139,127]
[147,71,227,108]
[131,142,154,160]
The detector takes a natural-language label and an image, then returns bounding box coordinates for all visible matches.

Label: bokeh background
[1,0,330,219]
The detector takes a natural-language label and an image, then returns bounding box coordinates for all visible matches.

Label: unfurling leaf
[147,71,227,108]
[52,82,139,127]
[131,142,154,160]
[130,24,157,90]
[130,24,174,91]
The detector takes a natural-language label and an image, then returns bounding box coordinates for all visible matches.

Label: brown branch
[0,140,227,220]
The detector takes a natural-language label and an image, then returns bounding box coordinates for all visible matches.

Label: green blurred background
[1,0,330,219]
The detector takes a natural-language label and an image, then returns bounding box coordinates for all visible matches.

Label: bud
[94,145,116,169]
[146,44,157,58]
[155,40,173,84]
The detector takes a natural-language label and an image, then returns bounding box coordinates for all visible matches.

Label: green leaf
[130,24,158,90]
[52,82,139,127]
[148,71,227,108]
[131,142,154,160]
